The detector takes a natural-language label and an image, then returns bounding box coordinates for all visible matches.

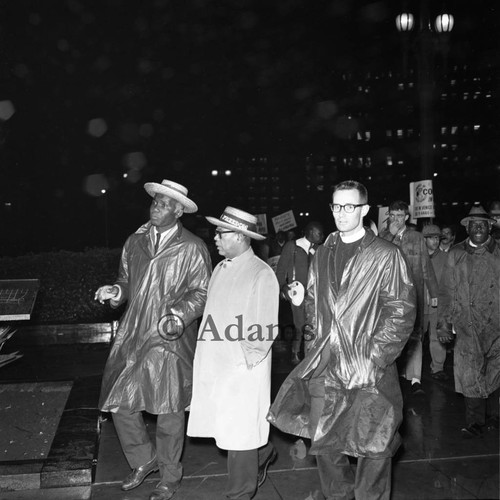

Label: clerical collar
[340,227,365,243]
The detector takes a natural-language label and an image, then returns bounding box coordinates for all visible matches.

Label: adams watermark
[157,312,316,342]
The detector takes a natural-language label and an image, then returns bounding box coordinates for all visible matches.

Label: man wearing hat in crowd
[489,200,500,244]
[437,205,500,438]
[187,206,279,500]
[379,200,438,396]
[95,180,211,500]
[422,224,450,380]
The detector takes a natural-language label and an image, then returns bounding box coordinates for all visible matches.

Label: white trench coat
[187,247,279,450]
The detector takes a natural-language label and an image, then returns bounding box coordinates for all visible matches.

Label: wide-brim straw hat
[144,179,198,213]
[460,205,496,227]
[206,206,265,240]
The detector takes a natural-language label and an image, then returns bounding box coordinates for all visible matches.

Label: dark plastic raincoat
[99,221,211,414]
[268,229,416,458]
[438,237,500,398]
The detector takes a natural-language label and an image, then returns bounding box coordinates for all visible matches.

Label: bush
[0,248,125,324]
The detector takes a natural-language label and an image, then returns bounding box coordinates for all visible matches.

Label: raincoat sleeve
[421,239,439,300]
[110,237,132,308]
[437,251,456,329]
[275,242,294,289]
[303,255,319,353]
[240,267,279,369]
[168,243,212,328]
[371,248,416,369]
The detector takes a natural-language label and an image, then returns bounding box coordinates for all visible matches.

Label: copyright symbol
[157,313,185,341]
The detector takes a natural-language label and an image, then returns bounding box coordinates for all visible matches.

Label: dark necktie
[154,232,161,254]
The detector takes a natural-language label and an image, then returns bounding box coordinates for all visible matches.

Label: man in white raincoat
[95,180,211,500]
[187,206,279,500]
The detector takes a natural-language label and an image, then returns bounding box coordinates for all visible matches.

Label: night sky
[0,0,498,254]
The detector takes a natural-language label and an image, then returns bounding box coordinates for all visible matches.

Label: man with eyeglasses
[95,179,211,500]
[188,206,279,500]
[438,206,500,438]
[379,200,438,397]
[269,180,416,500]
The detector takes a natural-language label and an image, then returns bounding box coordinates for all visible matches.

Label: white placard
[272,210,297,233]
[255,213,268,235]
[409,180,435,218]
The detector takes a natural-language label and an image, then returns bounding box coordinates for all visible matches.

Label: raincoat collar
[464,235,496,255]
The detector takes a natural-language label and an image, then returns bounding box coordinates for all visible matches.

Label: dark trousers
[317,453,391,500]
[226,442,275,500]
[309,376,392,500]
[464,388,500,426]
[112,408,185,487]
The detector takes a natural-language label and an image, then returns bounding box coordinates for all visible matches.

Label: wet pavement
[0,337,498,500]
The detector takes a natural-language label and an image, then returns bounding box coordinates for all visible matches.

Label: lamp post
[396,1,454,183]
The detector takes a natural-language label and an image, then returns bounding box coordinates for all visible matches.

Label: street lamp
[396,1,454,182]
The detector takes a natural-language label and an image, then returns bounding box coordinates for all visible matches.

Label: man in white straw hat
[187,206,279,500]
[438,205,500,438]
[95,179,211,500]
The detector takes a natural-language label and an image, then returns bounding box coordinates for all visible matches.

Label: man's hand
[437,322,454,343]
[94,285,119,304]
[280,284,291,302]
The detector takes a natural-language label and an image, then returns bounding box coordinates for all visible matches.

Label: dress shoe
[257,447,277,488]
[486,416,499,432]
[121,456,159,491]
[149,482,177,500]
[431,370,449,381]
[411,382,425,395]
[461,423,484,439]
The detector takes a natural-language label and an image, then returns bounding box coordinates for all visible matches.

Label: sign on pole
[409,180,435,218]
[272,210,297,233]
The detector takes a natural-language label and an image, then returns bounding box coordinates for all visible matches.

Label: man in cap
[438,205,500,438]
[269,181,416,500]
[187,207,279,500]
[379,200,438,395]
[95,180,211,500]
[276,221,324,364]
[422,224,449,380]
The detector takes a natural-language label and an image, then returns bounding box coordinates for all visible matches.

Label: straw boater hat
[460,205,496,227]
[206,206,265,240]
[143,179,198,213]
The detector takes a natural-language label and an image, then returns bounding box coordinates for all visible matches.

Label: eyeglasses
[330,203,365,214]
[215,230,236,238]
[388,213,406,219]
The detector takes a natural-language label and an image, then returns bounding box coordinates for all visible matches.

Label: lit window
[474,124,480,131]
[451,126,458,135]
[397,129,403,138]
[398,83,404,90]
[365,131,371,141]
[386,130,392,137]
[357,132,363,140]
[441,127,447,135]
[387,156,393,166]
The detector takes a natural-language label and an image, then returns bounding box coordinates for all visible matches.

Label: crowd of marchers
[94,178,500,500]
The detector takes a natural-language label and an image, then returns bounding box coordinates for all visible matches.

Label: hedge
[0,248,125,324]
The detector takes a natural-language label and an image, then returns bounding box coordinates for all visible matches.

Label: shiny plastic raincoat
[438,237,500,398]
[99,221,211,415]
[268,229,416,458]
